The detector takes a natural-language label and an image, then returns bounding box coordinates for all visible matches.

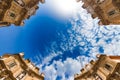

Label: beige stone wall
[0,53,44,80]
[74,55,120,80]
[0,0,44,26]
[81,0,120,25]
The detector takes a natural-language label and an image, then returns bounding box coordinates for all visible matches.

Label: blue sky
[0,1,66,56]
[0,0,120,80]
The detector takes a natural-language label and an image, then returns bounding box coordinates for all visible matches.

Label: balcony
[14,0,25,7]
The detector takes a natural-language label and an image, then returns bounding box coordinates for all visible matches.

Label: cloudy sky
[0,0,120,80]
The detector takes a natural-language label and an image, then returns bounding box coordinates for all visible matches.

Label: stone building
[74,54,120,80]
[78,0,120,25]
[0,0,45,27]
[0,53,44,80]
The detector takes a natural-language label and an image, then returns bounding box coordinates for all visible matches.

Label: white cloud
[35,1,120,80]
[46,0,83,18]
[44,65,57,80]
[39,56,89,80]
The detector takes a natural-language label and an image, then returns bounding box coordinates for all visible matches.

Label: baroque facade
[78,0,120,25]
[74,54,120,80]
[0,0,45,27]
[0,53,44,80]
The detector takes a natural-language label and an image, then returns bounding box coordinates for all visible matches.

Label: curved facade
[79,0,120,25]
[0,53,44,80]
[0,0,45,27]
[74,54,120,80]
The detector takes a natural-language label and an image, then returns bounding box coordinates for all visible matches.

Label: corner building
[74,54,120,80]
[0,53,44,80]
[79,0,120,25]
[0,0,45,27]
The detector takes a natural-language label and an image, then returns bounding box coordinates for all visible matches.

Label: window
[14,0,25,7]
[10,13,15,18]
[113,66,120,78]
[118,68,120,74]
[96,0,105,4]
[108,10,116,16]
[8,61,17,69]
[16,71,26,80]
[104,63,112,71]
[8,11,16,19]
[94,74,103,80]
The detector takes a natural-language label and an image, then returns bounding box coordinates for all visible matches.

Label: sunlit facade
[0,53,44,80]
[78,0,120,25]
[74,54,120,80]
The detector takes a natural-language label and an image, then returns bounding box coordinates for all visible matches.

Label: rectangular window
[14,0,25,7]
[108,10,116,16]
[10,13,16,18]
[97,0,105,4]
[94,74,103,80]
[16,71,26,80]
[104,63,112,71]
[8,61,17,69]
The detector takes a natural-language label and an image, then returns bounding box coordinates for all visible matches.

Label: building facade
[0,53,44,80]
[74,54,120,80]
[78,0,120,25]
[0,0,45,27]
